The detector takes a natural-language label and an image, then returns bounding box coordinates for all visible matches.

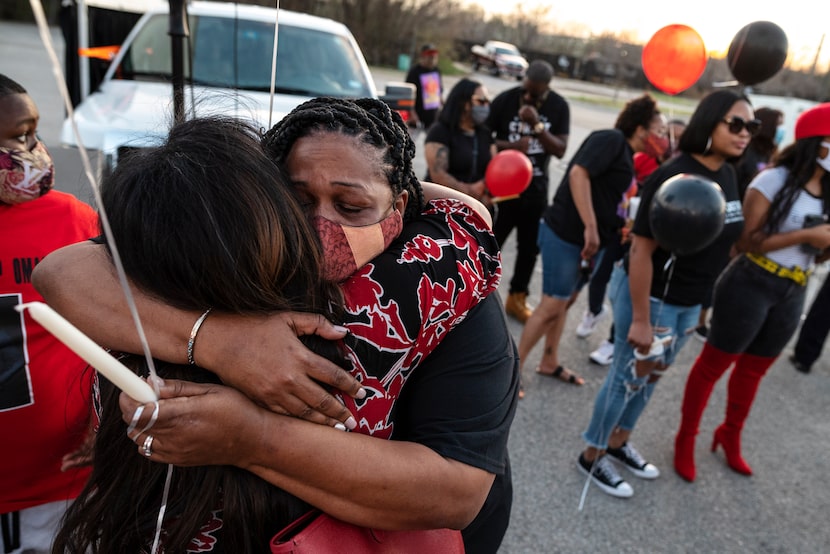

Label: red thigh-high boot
[674,343,739,482]
[711,352,777,476]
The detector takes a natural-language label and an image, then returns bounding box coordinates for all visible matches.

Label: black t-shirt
[391,293,520,554]
[545,129,634,246]
[405,63,443,126]
[424,122,494,183]
[486,86,570,196]
[630,152,745,306]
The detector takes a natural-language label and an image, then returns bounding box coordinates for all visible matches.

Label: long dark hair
[678,90,751,155]
[763,136,830,234]
[438,78,481,131]
[53,117,345,553]
[262,97,425,222]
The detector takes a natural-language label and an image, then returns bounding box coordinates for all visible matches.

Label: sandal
[537,365,585,386]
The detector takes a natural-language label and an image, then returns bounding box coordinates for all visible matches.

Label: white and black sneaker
[577,453,633,498]
[606,442,660,479]
[589,339,615,366]
[576,305,609,338]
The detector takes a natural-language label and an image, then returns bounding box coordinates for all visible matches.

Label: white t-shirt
[749,166,824,269]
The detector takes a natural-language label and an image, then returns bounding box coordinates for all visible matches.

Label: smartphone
[802,214,828,255]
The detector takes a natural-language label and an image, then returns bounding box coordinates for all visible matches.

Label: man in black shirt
[405,44,443,130]
[487,60,570,323]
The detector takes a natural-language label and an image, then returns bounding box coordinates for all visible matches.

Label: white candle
[16,302,158,403]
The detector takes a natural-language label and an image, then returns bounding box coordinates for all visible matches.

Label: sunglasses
[472,96,490,105]
[722,116,762,136]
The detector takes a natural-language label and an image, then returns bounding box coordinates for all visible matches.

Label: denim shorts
[538,221,603,300]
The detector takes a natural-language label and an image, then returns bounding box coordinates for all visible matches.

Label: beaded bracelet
[187,308,212,366]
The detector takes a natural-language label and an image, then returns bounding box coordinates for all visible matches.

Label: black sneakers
[606,442,660,479]
[790,354,811,374]
[577,453,633,498]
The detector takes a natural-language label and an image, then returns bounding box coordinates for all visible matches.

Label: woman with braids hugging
[38,99,518,553]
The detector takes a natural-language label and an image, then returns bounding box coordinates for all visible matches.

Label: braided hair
[262,97,425,222]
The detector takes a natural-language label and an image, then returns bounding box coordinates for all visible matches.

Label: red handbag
[270,510,465,553]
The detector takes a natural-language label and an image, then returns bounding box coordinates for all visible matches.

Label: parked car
[61,1,410,170]
[470,40,528,80]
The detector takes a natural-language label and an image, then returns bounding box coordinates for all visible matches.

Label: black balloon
[727,21,788,86]
[649,174,726,256]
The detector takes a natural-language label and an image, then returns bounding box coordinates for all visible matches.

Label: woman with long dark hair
[53,116,345,552]
[423,77,496,203]
[674,102,830,482]
[577,90,751,498]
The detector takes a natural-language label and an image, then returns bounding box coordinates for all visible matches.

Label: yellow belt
[745,253,810,287]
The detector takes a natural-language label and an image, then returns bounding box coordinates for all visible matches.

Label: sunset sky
[471,0,828,72]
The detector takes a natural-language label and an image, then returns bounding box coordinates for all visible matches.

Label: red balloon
[485,150,532,198]
[642,24,707,95]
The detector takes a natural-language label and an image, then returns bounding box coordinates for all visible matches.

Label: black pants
[793,272,830,369]
[588,235,629,316]
[493,186,547,295]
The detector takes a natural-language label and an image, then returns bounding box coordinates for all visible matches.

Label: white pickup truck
[62,1,412,171]
[470,40,528,80]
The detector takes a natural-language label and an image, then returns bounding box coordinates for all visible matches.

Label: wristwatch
[532,121,545,135]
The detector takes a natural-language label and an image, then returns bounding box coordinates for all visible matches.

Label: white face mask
[817,142,830,173]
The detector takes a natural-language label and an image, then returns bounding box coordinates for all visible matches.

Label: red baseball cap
[794,103,830,140]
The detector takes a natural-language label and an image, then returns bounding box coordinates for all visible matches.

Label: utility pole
[168,0,189,124]
[809,33,825,76]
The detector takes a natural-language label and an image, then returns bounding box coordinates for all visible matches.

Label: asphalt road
[3,19,829,553]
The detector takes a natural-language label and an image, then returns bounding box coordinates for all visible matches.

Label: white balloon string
[150,464,175,554]
[268,0,280,129]
[28,0,160,396]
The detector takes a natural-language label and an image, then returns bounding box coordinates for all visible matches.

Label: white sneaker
[589,340,614,366]
[576,305,609,338]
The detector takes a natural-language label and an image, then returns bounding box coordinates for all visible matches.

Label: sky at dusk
[471,0,828,71]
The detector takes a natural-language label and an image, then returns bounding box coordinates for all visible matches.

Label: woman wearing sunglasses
[577,90,751,498]
[423,78,496,204]
[674,102,830,482]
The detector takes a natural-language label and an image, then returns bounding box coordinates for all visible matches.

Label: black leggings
[793,272,830,367]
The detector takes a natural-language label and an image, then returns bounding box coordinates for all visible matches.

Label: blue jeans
[582,264,700,449]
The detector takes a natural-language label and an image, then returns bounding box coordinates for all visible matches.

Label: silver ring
[142,435,154,457]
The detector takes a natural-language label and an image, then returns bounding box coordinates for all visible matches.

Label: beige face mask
[311,209,404,283]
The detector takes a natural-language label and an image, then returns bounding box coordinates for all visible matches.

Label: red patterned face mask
[312,209,403,283]
[642,133,670,162]
[0,141,55,205]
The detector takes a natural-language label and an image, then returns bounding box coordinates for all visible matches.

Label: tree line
[7,0,828,100]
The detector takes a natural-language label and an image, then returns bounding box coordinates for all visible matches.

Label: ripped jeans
[582,264,700,450]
